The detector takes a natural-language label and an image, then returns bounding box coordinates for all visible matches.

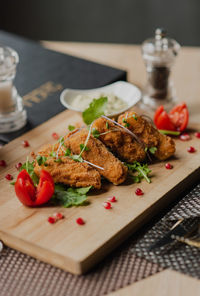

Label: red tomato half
[15,169,54,207]
[169,103,189,132]
[154,103,189,132]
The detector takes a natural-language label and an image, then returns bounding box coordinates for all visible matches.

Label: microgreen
[20,158,39,185]
[125,161,151,183]
[82,97,108,125]
[92,128,100,138]
[36,155,47,166]
[70,155,84,162]
[132,114,138,120]
[68,125,75,131]
[149,147,157,154]
[65,148,71,156]
[50,151,56,157]
[80,144,90,152]
[51,184,92,207]
[54,158,62,163]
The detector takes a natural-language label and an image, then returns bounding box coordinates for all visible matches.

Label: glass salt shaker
[0,45,27,133]
[141,28,180,111]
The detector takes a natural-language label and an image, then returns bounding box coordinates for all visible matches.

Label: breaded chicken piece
[92,117,146,162]
[33,144,101,189]
[64,129,127,185]
[118,111,175,160]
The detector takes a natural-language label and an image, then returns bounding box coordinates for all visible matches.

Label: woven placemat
[132,183,200,279]
[0,244,162,296]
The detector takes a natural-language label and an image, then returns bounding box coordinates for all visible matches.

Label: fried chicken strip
[118,111,175,160]
[64,129,128,185]
[33,144,101,189]
[92,117,146,162]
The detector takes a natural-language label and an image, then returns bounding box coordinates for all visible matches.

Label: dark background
[0,0,199,45]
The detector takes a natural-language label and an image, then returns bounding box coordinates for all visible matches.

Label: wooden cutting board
[0,109,200,274]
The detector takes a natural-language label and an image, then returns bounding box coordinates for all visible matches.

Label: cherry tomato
[154,103,189,132]
[15,169,54,207]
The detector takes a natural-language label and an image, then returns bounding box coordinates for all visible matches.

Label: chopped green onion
[159,129,181,136]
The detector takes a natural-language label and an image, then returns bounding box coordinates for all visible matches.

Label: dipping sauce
[70,92,128,115]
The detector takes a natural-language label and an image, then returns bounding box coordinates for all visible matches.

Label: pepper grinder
[141,28,180,111]
[0,45,27,133]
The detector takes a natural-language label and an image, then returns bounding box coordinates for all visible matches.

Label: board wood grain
[0,109,200,274]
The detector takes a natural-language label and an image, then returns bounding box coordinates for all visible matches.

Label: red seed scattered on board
[22,140,30,147]
[76,217,85,225]
[179,133,191,141]
[52,132,59,140]
[53,212,64,220]
[103,201,112,209]
[48,216,56,224]
[195,132,200,139]
[108,196,117,202]
[15,162,22,170]
[187,146,196,153]
[5,174,13,181]
[135,188,144,196]
[0,160,6,167]
[165,163,173,169]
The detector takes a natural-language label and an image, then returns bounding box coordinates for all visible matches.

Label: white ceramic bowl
[60,81,141,117]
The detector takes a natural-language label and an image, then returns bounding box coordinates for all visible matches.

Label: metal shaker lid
[142,28,180,64]
[0,45,19,80]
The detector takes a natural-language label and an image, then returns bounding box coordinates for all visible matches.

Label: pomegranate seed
[48,216,56,224]
[53,212,64,220]
[103,201,112,209]
[22,140,30,147]
[52,132,59,140]
[76,217,85,225]
[187,146,196,153]
[195,132,200,139]
[15,162,22,170]
[180,133,191,141]
[165,163,173,169]
[135,188,144,196]
[5,174,13,181]
[108,196,117,202]
[0,160,6,167]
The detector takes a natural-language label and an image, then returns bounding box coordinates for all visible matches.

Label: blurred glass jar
[0,45,27,133]
[141,28,180,111]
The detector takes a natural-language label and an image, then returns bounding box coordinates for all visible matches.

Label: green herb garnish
[54,158,62,163]
[158,130,180,136]
[59,136,65,147]
[82,97,108,125]
[132,114,138,120]
[50,151,56,157]
[68,125,75,131]
[10,181,16,185]
[92,128,100,138]
[36,155,47,166]
[149,147,157,154]
[106,121,109,129]
[80,144,90,152]
[20,158,39,185]
[65,148,71,156]
[122,118,130,128]
[70,155,84,162]
[125,161,151,183]
[51,184,92,207]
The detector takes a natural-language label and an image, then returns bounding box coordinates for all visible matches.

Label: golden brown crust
[64,128,128,185]
[34,144,101,189]
[92,117,146,163]
[118,111,176,161]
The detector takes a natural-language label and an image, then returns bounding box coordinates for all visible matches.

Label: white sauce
[70,92,128,115]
